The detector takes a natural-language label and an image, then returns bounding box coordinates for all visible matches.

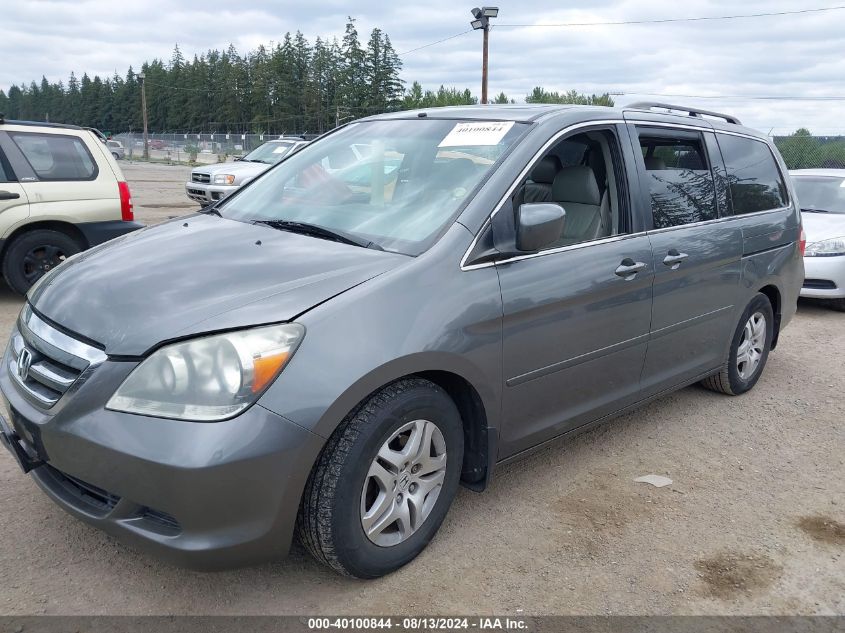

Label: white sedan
[791,168,845,311]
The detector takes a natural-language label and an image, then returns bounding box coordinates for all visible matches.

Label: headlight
[213,174,236,185]
[107,323,304,421]
[805,236,845,257]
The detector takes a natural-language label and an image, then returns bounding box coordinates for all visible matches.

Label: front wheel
[701,293,774,395]
[825,298,845,312]
[2,229,83,295]
[111,152,120,160]
[297,378,464,578]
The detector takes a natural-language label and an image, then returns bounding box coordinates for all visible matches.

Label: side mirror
[515,203,565,252]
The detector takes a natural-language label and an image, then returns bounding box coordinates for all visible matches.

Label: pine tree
[340,17,366,114]
[4,18,617,134]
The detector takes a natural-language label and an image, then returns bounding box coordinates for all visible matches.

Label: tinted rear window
[639,132,717,229]
[9,132,98,181]
[718,134,787,214]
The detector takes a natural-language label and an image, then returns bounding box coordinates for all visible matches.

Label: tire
[826,298,845,312]
[2,229,83,295]
[701,293,774,395]
[297,378,464,578]
[111,152,120,160]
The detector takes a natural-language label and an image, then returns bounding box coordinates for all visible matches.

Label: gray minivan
[0,103,803,578]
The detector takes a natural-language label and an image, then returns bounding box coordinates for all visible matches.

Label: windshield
[219,119,528,255]
[793,176,845,214]
[242,141,299,164]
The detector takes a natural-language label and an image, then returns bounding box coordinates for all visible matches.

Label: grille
[191,172,210,183]
[803,278,837,290]
[43,464,121,514]
[139,507,182,534]
[8,306,106,409]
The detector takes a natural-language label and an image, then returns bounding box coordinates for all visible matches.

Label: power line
[618,91,845,101]
[396,6,845,57]
[496,5,845,28]
[397,30,473,55]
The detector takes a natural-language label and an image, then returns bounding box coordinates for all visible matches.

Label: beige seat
[524,156,561,203]
[552,165,606,243]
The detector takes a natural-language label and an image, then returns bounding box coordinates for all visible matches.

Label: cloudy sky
[2,0,844,134]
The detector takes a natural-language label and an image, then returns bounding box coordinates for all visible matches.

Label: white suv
[0,117,144,293]
[186,138,309,205]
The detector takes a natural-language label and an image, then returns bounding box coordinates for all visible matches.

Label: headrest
[552,165,601,206]
[530,155,562,184]
[644,156,666,170]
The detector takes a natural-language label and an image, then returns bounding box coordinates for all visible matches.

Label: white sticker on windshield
[840,179,845,187]
[438,121,514,147]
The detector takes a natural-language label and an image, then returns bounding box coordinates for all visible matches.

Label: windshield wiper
[253,220,384,250]
[801,207,828,213]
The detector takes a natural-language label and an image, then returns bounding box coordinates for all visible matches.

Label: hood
[29,215,406,355]
[192,161,270,179]
[800,211,845,243]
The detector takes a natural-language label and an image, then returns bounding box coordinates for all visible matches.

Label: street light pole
[481,23,489,105]
[471,7,498,104]
[139,72,149,160]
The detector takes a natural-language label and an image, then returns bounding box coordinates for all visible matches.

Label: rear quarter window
[9,132,98,181]
[717,134,787,214]
[0,147,12,182]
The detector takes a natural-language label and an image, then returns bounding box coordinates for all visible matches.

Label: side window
[9,132,98,181]
[0,147,12,183]
[513,128,628,250]
[717,134,787,214]
[638,129,717,229]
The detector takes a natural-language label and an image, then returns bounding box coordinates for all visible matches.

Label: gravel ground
[0,162,842,615]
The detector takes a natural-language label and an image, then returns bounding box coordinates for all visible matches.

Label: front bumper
[0,346,324,570]
[801,255,845,299]
[185,181,239,205]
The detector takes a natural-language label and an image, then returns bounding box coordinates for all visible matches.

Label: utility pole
[139,72,149,160]
[470,7,499,104]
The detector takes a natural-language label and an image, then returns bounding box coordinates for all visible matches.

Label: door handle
[615,258,647,280]
[662,249,689,269]
[0,191,20,201]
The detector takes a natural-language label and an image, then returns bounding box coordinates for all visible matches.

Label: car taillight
[799,226,806,256]
[118,181,134,221]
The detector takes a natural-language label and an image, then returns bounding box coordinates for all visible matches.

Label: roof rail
[0,119,84,131]
[625,101,742,125]
[84,127,108,143]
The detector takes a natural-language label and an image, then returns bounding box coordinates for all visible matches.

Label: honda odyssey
[0,103,804,578]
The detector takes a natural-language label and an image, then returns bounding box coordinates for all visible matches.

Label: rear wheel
[701,293,774,395]
[2,229,83,295]
[297,378,464,578]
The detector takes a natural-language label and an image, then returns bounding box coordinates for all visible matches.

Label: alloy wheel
[22,244,68,283]
[360,419,448,547]
[736,311,766,380]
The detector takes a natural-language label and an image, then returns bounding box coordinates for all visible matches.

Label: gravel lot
[0,162,842,616]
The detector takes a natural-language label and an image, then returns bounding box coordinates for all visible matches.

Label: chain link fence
[112,132,305,164]
[772,135,845,170]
